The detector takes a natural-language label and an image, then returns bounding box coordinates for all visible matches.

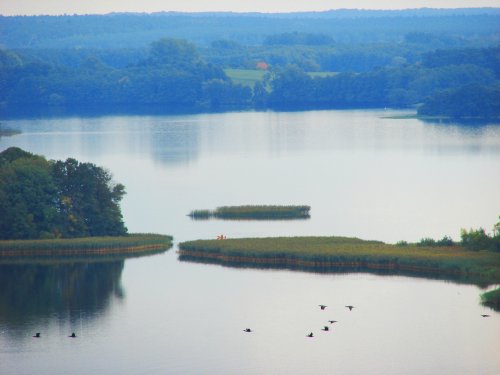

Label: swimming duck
[33,333,40,338]
[69,332,77,338]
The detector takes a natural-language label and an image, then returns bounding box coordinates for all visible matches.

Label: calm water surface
[1,110,499,374]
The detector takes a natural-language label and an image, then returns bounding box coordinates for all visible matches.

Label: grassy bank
[0,233,173,258]
[178,236,500,284]
[188,205,310,220]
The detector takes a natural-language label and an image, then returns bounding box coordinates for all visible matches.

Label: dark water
[1,110,499,374]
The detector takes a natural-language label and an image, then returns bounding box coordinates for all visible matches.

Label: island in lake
[0,147,172,257]
[179,220,500,309]
[188,205,311,220]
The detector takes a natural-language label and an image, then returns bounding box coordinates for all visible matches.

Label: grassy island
[188,205,311,220]
[0,233,173,258]
[178,236,500,285]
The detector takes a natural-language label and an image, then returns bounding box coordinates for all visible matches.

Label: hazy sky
[1,0,499,16]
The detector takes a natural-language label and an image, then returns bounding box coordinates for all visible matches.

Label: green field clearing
[224,69,267,87]
[224,69,338,87]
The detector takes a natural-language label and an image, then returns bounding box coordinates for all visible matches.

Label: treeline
[204,32,499,73]
[1,10,498,48]
[1,38,499,118]
[10,32,498,74]
[0,147,127,240]
[263,61,499,117]
[403,217,500,252]
[0,38,251,110]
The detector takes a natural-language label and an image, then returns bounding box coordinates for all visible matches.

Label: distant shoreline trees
[1,37,498,119]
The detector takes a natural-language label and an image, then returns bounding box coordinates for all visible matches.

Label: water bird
[345,305,355,311]
[319,305,327,310]
[328,320,338,324]
[33,333,41,338]
[322,326,329,331]
[307,332,314,337]
[69,332,77,338]
[243,328,253,332]
[481,314,490,317]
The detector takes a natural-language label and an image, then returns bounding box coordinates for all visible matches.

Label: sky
[1,0,499,16]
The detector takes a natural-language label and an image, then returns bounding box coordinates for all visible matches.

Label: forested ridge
[2,9,499,48]
[1,10,499,118]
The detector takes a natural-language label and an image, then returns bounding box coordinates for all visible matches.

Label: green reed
[188,205,311,220]
[179,236,500,284]
[0,233,173,255]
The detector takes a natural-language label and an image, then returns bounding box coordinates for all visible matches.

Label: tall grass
[0,233,173,257]
[188,205,310,220]
[179,236,500,284]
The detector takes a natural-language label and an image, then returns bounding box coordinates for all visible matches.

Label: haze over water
[0,109,499,374]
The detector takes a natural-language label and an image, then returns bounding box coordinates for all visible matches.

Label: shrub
[436,236,455,246]
[417,238,436,247]
[461,228,493,251]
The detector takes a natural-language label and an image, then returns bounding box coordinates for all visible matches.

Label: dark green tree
[0,148,58,239]
[147,38,201,67]
[0,147,127,240]
[52,158,127,237]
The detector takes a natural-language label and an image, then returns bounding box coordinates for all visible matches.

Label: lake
[1,109,499,374]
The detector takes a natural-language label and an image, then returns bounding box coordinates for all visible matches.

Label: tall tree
[0,147,127,240]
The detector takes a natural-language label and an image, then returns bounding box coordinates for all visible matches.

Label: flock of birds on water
[243,304,355,337]
[31,307,491,339]
[242,305,492,338]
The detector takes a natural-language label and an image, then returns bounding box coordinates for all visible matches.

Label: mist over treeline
[1,9,499,118]
[1,9,499,48]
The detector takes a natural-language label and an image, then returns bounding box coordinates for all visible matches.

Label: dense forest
[0,147,127,239]
[2,9,499,48]
[0,9,499,118]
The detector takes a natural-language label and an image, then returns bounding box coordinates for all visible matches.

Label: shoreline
[178,237,500,310]
[178,236,500,285]
[0,234,173,258]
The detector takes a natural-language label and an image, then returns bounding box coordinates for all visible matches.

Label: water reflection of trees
[0,260,124,330]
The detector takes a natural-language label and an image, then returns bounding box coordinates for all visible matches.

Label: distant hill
[1,8,499,49]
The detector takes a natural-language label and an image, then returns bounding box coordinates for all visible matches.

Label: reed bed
[188,205,311,220]
[0,233,173,257]
[178,236,500,284]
